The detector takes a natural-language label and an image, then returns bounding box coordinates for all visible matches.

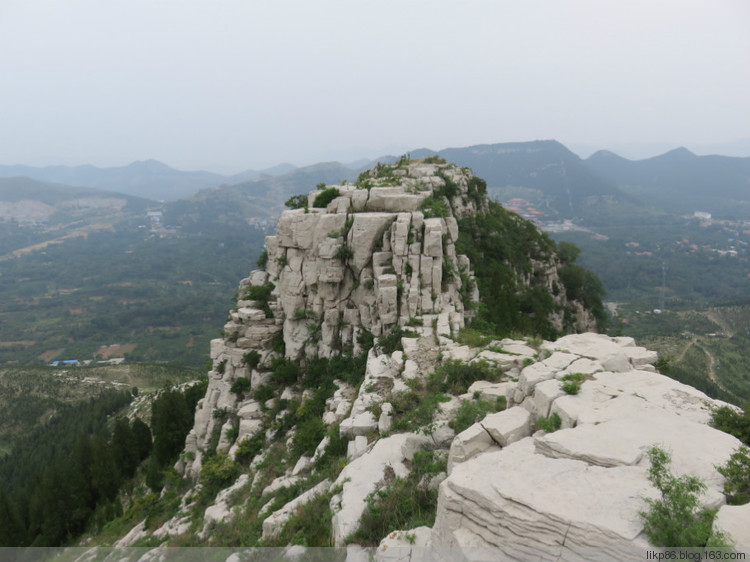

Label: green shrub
[271,331,285,354]
[559,372,586,395]
[291,416,327,459]
[304,352,368,389]
[466,176,487,206]
[333,245,354,262]
[428,360,496,395]
[243,282,275,318]
[314,426,349,470]
[451,396,506,433]
[639,446,728,547]
[200,453,238,495]
[422,155,445,164]
[419,196,449,218]
[266,489,334,547]
[717,446,750,505]
[456,200,603,338]
[312,187,340,208]
[270,357,300,387]
[434,171,459,200]
[242,350,261,369]
[285,194,308,209]
[536,413,562,433]
[456,328,494,348]
[145,456,165,492]
[357,328,374,352]
[253,384,274,404]
[348,449,446,545]
[225,424,239,443]
[711,404,750,445]
[256,249,268,269]
[556,240,581,264]
[293,308,318,321]
[396,154,411,167]
[391,389,449,433]
[558,262,606,329]
[374,162,394,178]
[229,377,252,396]
[376,326,418,355]
[235,434,264,465]
[201,454,239,495]
[442,257,456,285]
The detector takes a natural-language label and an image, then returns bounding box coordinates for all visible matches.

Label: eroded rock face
[180,163,480,478]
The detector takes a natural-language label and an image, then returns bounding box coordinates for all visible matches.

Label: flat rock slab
[448,423,495,473]
[543,333,632,361]
[561,357,603,376]
[532,378,566,418]
[481,407,531,447]
[434,439,655,553]
[714,503,750,547]
[467,380,514,401]
[473,350,517,370]
[534,421,647,468]
[540,351,578,370]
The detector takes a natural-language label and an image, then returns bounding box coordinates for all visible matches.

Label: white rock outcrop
[426,335,745,559]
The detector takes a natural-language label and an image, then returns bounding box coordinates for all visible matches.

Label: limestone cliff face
[181,161,482,478]
[180,160,600,479]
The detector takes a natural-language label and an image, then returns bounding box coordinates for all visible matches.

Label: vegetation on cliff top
[457,199,605,339]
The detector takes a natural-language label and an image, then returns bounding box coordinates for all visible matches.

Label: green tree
[91,435,120,503]
[717,446,750,505]
[151,389,193,466]
[131,417,153,461]
[639,447,728,547]
[556,240,581,264]
[112,417,139,478]
[0,487,26,546]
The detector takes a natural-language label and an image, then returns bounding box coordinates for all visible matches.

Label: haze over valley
[1,0,749,554]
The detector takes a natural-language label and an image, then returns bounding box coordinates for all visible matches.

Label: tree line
[0,379,205,547]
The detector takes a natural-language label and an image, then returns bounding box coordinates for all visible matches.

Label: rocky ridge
[179,160,593,481]
[120,160,747,555]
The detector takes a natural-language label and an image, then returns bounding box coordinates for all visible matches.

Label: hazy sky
[2,0,748,172]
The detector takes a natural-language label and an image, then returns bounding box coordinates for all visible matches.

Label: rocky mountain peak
[139,159,747,554]
[179,160,484,475]
[230,159,485,363]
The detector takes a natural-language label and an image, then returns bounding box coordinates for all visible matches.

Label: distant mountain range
[586,147,750,217]
[2,140,748,222]
[0,160,292,201]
